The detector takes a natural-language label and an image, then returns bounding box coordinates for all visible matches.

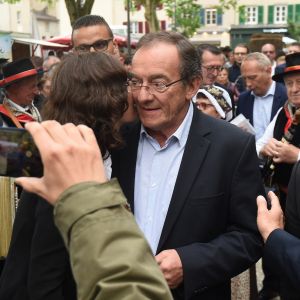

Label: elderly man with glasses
[112,31,263,300]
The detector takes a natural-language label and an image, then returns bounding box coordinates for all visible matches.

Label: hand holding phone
[15,121,107,205]
[0,128,41,177]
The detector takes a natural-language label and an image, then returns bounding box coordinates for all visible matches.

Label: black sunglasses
[74,39,113,53]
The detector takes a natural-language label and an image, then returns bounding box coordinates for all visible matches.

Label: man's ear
[112,40,119,55]
[186,76,202,100]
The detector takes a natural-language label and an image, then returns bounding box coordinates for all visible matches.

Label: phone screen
[0,128,42,177]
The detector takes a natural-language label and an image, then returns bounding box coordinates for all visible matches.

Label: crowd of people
[0,13,300,300]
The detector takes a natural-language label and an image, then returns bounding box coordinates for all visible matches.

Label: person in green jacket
[16,120,172,300]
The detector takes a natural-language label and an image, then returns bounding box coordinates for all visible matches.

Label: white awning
[12,37,68,48]
[282,36,297,45]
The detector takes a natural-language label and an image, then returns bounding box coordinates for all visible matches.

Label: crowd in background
[1,14,300,300]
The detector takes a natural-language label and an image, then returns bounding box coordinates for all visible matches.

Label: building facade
[1,0,299,59]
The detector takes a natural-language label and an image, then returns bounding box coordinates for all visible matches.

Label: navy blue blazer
[236,82,287,125]
[112,107,263,300]
[264,161,300,298]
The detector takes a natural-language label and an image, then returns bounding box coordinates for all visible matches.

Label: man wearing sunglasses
[72,15,117,56]
[71,15,136,125]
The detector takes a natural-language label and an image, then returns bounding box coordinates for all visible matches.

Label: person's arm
[264,229,300,288]
[257,190,300,288]
[55,179,172,300]
[16,121,172,300]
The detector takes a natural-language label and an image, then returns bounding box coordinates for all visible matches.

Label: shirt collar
[140,101,194,147]
[251,81,275,98]
[6,97,32,112]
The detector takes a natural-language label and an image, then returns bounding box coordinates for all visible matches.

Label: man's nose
[136,86,154,102]
[33,86,39,94]
[245,79,252,89]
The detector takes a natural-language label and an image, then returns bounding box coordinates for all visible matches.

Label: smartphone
[0,127,42,177]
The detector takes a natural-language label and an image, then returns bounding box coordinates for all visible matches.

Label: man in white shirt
[237,52,287,140]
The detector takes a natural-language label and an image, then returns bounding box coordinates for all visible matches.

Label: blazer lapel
[157,109,211,252]
[249,94,255,125]
[270,83,284,120]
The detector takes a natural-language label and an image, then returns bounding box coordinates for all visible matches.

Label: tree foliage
[163,0,200,37]
[288,21,300,41]
[130,0,238,37]
[64,0,95,25]
[130,0,161,32]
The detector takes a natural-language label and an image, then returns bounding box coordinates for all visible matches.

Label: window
[205,9,217,25]
[17,11,21,24]
[274,5,287,24]
[246,6,258,24]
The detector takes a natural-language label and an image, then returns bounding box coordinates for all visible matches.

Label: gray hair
[136,31,202,85]
[242,52,272,69]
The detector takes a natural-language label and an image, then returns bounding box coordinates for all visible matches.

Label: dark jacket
[264,161,300,298]
[0,192,76,300]
[236,82,287,125]
[112,107,263,300]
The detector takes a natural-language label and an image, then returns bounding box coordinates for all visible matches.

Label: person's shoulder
[237,90,251,106]
[196,110,251,141]
[275,82,287,94]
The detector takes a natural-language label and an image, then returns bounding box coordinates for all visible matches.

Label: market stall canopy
[13,37,69,50]
[282,36,297,45]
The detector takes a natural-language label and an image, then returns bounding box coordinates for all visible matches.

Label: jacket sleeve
[176,134,263,299]
[264,229,300,289]
[54,179,172,300]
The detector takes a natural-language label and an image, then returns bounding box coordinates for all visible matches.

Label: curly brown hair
[42,52,128,157]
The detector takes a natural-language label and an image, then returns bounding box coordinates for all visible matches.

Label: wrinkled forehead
[131,43,181,77]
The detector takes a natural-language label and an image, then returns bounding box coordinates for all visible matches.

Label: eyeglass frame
[73,38,113,53]
[127,77,184,94]
[201,65,224,72]
[196,101,215,111]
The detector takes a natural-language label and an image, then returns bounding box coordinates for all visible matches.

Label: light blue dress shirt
[252,81,276,140]
[134,102,193,254]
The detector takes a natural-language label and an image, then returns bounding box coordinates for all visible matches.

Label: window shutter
[239,6,245,24]
[217,7,222,25]
[268,5,274,24]
[160,20,166,30]
[288,5,294,22]
[138,21,143,33]
[258,6,264,24]
[295,4,300,23]
[199,8,205,25]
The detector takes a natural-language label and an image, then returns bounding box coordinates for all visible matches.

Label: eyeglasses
[74,39,113,53]
[127,78,184,94]
[197,102,214,110]
[202,65,223,72]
